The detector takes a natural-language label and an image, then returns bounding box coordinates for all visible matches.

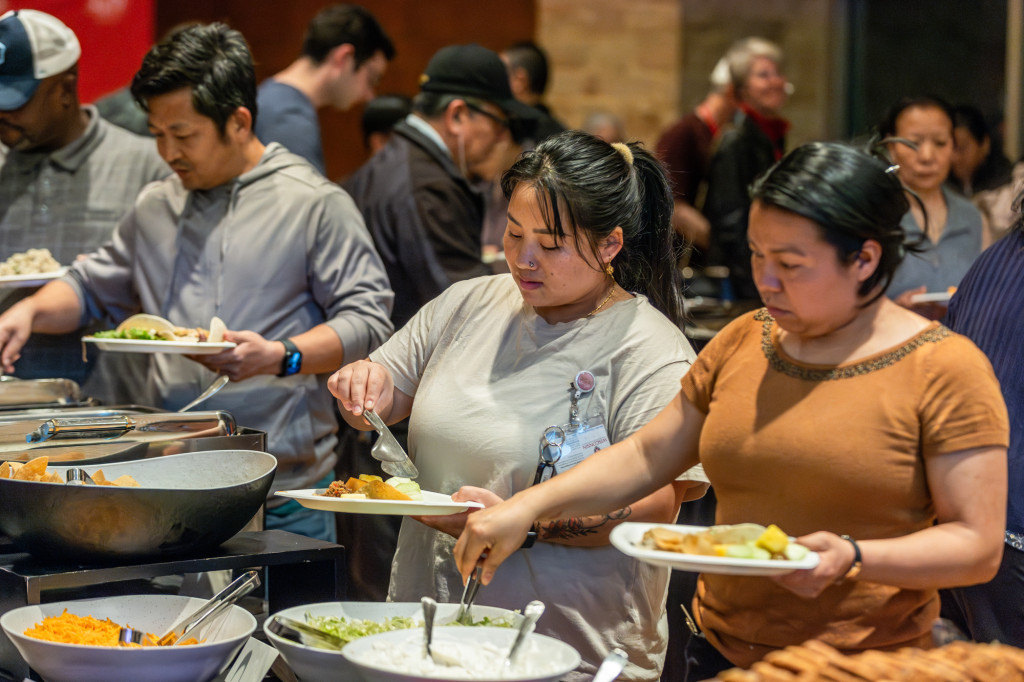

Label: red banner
[0,0,154,103]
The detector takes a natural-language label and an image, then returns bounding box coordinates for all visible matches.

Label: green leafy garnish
[303,612,517,648]
[92,328,158,340]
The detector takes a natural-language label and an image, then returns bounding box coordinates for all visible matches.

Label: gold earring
[604,263,614,276]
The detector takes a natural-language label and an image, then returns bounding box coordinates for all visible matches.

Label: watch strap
[836,534,863,583]
[278,338,301,377]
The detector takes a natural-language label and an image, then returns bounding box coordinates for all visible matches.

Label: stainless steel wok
[0,450,277,561]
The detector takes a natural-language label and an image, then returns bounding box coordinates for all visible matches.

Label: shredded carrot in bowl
[24,610,199,647]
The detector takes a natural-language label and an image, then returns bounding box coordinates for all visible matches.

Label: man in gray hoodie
[0,22,394,542]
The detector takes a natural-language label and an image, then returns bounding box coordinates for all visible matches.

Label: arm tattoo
[538,506,632,540]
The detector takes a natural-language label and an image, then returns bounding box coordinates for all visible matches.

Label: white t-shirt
[373,274,701,682]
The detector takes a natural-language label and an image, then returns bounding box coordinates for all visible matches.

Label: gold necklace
[586,282,617,317]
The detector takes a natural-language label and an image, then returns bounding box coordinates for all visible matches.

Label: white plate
[82,337,236,355]
[909,291,953,303]
[276,488,484,516]
[0,267,68,288]
[610,522,820,576]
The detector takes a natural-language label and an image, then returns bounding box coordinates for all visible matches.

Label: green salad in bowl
[265,601,522,681]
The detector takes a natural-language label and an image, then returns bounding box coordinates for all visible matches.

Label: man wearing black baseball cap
[0,9,166,393]
[340,43,536,601]
[346,43,537,329]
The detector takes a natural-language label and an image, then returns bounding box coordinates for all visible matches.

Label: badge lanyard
[532,371,609,485]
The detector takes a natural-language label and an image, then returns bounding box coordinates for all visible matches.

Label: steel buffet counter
[0,530,346,681]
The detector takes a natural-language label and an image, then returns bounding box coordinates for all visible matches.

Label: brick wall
[537,0,683,148]
[537,0,841,150]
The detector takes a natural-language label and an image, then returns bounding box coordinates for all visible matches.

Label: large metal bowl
[1,594,256,682]
[0,450,276,561]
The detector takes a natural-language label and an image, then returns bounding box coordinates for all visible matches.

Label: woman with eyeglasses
[703,37,791,302]
[454,142,1008,681]
[329,130,707,681]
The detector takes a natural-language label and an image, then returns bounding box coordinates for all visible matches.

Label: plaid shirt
[0,106,168,383]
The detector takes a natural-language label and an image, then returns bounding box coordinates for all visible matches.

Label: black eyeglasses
[465,102,510,130]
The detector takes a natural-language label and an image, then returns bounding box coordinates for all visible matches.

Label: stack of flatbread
[712,639,1024,681]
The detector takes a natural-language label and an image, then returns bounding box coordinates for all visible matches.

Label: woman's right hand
[454,496,538,585]
[328,359,395,418]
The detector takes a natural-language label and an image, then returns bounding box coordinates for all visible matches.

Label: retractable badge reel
[568,370,595,431]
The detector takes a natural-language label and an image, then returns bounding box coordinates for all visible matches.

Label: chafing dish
[0,377,94,411]
[0,408,249,465]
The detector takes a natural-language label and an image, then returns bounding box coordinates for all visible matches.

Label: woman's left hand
[770,531,857,598]
[412,487,505,538]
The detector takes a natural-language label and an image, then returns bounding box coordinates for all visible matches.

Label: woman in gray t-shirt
[330,131,706,681]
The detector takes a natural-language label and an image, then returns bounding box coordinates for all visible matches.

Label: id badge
[554,415,610,474]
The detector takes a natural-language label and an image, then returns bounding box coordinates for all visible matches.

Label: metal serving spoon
[178,375,229,413]
[591,648,628,682]
[505,600,545,669]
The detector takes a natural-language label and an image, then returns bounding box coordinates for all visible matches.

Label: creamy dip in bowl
[341,626,581,682]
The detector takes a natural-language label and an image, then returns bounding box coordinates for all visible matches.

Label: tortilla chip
[13,455,48,481]
[111,474,139,487]
[44,471,63,483]
[91,469,108,485]
[642,527,716,555]
[0,462,13,479]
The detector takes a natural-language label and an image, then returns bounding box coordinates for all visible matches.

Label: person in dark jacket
[345,43,536,328]
[703,37,790,301]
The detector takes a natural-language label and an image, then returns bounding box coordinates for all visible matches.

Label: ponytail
[501,130,685,327]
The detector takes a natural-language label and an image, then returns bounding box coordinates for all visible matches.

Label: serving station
[0,378,347,682]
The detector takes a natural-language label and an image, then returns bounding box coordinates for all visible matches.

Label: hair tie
[611,142,634,166]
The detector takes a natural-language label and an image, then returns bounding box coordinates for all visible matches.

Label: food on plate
[305,612,515,648]
[640,523,809,561]
[24,609,198,647]
[0,248,61,276]
[322,474,422,500]
[0,456,139,486]
[89,313,227,344]
[713,638,1024,681]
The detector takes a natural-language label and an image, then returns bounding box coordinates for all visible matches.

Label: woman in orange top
[455,141,1009,680]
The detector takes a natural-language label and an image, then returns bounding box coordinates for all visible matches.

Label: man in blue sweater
[254,4,394,176]
[942,193,1024,646]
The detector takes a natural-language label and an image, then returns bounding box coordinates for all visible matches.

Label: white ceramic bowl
[265,601,524,682]
[341,626,581,682]
[0,594,256,682]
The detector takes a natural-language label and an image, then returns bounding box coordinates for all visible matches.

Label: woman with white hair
[703,37,791,301]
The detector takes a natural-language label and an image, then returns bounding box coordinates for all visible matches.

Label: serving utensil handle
[26,416,134,443]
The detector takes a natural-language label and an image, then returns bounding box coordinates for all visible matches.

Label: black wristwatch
[277,339,302,377]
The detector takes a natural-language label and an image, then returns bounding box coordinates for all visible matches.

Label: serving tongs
[64,468,96,485]
[454,556,485,625]
[363,408,419,478]
[266,615,345,651]
[150,570,260,646]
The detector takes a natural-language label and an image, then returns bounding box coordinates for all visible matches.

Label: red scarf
[740,102,790,160]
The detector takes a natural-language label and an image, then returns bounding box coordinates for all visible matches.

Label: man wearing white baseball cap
[0,9,167,395]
